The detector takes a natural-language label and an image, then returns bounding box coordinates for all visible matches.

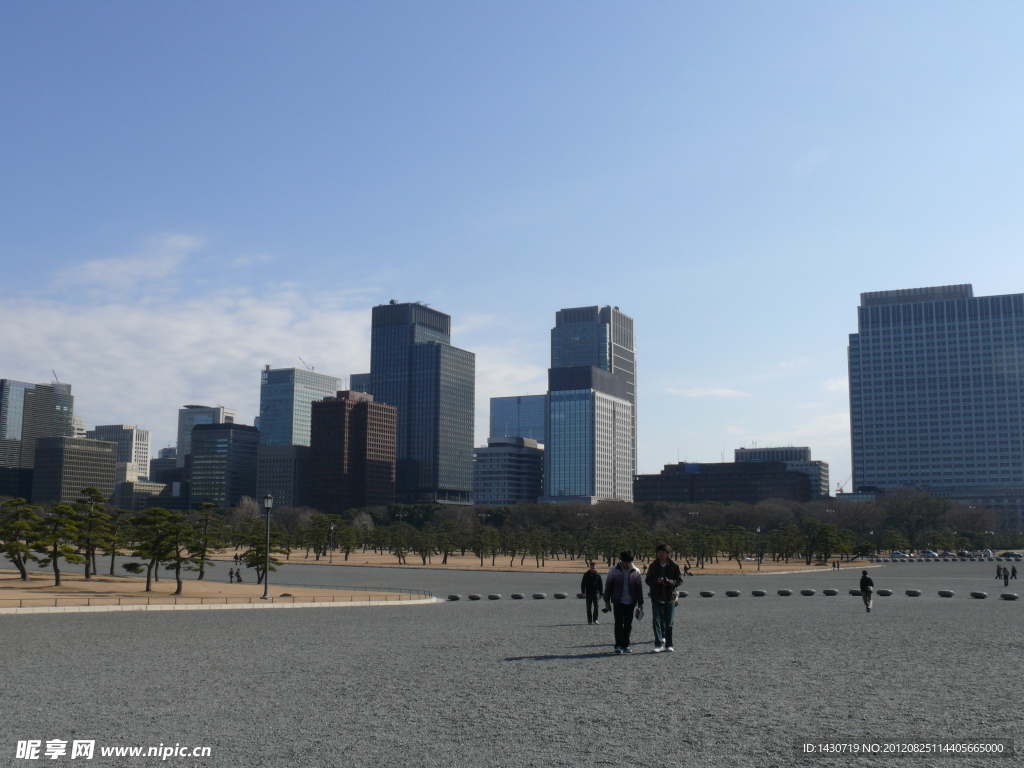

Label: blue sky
[3,2,1024,488]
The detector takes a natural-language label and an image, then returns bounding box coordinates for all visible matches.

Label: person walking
[996,564,1003,580]
[581,562,604,625]
[645,543,682,653]
[1012,565,1018,580]
[1004,568,1010,588]
[228,568,235,584]
[235,569,243,583]
[860,570,874,613]
[603,551,644,654]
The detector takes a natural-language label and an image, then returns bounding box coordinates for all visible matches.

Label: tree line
[3,488,1020,594]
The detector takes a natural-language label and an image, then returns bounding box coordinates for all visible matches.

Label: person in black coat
[645,544,683,651]
[860,570,874,612]
[580,563,603,624]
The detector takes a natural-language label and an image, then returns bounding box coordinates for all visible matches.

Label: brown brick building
[310,391,396,513]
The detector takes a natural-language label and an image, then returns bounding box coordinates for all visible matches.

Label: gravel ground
[2,560,1020,767]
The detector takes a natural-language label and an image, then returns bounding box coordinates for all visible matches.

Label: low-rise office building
[473,437,544,506]
[634,461,812,505]
[31,437,116,504]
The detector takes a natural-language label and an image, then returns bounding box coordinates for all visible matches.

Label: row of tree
[0,492,284,595]
[3,488,1022,595]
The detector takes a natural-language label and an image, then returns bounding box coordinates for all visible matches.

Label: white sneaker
[653,645,664,653]
[666,646,675,652]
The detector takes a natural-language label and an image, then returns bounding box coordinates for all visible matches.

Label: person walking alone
[1012,565,1018,580]
[860,570,874,612]
[1004,567,1010,588]
[603,551,644,654]
[229,568,235,584]
[581,562,603,625]
[996,564,1003,580]
[645,543,682,653]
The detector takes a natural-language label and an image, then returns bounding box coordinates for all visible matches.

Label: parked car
[890,552,910,558]
[919,550,939,558]
[1000,552,1022,559]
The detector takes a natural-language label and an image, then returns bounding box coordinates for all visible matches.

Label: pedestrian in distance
[996,564,1003,580]
[1004,568,1010,588]
[581,562,604,625]
[228,568,235,583]
[645,543,682,653]
[1012,565,1018,580]
[603,550,644,654]
[682,563,691,577]
[860,570,874,613]
[235,569,243,583]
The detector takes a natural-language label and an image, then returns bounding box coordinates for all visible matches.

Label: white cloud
[666,386,751,398]
[823,376,848,393]
[0,289,372,452]
[2,258,550,454]
[56,233,205,293]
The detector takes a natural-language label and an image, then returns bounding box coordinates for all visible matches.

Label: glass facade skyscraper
[258,366,343,446]
[489,395,547,443]
[351,301,475,504]
[848,284,1024,527]
[189,423,260,509]
[18,382,74,469]
[0,379,34,467]
[543,306,636,505]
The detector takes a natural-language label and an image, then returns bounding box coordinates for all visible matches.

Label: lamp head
[262,494,274,510]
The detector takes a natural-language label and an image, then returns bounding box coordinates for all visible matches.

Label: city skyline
[4,4,1024,489]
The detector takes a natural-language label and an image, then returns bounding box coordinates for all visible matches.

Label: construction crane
[835,475,853,494]
[298,357,314,372]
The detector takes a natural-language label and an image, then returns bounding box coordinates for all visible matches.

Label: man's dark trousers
[586,594,600,622]
[613,603,635,648]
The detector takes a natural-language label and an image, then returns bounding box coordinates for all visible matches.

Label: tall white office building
[87,425,151,482]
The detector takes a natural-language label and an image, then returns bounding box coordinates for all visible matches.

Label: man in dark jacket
[860,570,874,612]
[603,550,644,654]
[645,543,682,652]
[580,562,603,625]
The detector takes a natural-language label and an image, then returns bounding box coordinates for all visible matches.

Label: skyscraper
[350,301,475,504]
[188,423,259,509]
[309,390,397,513]
[258,366,343,447]
[489,395,547,443]
[542,306,636,504]
[176,405,237,467]
[31,436,116,504]
[0,379,34,467]
[87,425,151,480]
[848,284,1024,526]
[255,366,342,508]
[19,382,75,469]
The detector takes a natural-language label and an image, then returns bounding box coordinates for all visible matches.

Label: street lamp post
[756,526,762,571]
[261,494,273,600]
[329,522,335,565]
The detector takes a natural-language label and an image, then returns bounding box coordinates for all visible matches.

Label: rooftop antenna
[52,369,60,384]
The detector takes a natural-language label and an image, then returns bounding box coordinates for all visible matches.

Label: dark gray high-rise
[849,284,1024,527]
[0,380,74,469]
[351,301,475,504]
